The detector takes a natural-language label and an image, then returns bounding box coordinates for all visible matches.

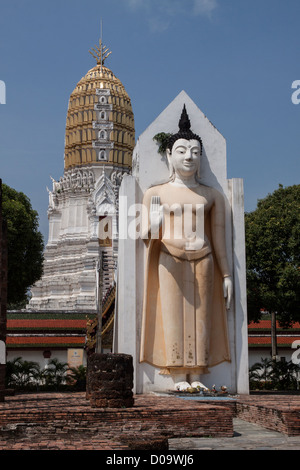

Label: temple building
[3,38,135,364]
[27,38,134,317]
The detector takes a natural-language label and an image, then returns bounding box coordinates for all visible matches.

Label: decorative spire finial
[166,104,203,155]
[178,104,191,132]
[89,21,112,70]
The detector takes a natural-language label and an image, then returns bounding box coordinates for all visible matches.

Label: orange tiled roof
[248,320,300,330]
[248,336,300,345]
[6,313,88,348]
[7,336,85,346]
[248,319,300,348]
[5,301,115,350]
[7,319,86,329]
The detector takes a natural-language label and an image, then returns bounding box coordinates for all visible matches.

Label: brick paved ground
[0,392,233,450]
[1,392,300,450]
[237,394,300,436]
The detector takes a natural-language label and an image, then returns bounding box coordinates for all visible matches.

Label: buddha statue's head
[166,105,203,181]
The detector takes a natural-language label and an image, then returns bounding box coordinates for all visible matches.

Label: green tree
[66,365,87,390]
[6,357,41,390]
[2,183,44,307]
[245,184,300,327]
[249,358,300,390]
[5,356,22,388]
[270,360,299,390]
[249,357,273,387]
[44,358,68,390]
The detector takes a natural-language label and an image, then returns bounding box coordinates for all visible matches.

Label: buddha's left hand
[223,276,233,310]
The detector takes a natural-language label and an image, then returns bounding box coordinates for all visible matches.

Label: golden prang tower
[65,38,134,171]
[28,37,135,314]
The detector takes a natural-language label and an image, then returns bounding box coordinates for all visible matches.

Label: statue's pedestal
[87,353,134,408]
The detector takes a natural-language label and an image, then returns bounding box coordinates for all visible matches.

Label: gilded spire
[89,22,112,70]
[89,38,112,67]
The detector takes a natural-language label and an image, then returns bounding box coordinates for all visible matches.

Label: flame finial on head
[178,105,191,132]
[167,105,203,154]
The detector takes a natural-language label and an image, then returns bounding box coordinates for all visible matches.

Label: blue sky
[0,0,299,242]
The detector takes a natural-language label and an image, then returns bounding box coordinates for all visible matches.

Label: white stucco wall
[6,349,87,369]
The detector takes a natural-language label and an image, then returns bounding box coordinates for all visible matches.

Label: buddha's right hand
[150,196,163,237]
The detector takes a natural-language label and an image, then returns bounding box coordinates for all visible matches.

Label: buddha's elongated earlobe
[167,148,175,180]
[197,158,201,180]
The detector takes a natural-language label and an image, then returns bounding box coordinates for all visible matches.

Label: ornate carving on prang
[51,169,95,195]
[47,185,59,214]
[110,170,127,188]
[91,169,116,216]
[87,198,96,217]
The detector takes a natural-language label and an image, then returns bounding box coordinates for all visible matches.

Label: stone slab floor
[169,417,300,450]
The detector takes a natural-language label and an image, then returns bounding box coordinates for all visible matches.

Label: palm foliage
[249,357,300,390]
[5,357,86,392]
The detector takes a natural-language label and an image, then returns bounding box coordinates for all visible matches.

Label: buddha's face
[167,138,201,179]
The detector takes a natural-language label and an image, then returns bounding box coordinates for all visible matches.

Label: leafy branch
[153,132,172,155]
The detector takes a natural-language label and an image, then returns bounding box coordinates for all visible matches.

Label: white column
[0,341,6,364]
[231,178,249,394]
[114,175,138,392]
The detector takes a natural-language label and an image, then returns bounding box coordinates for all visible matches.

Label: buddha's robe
[140,182,231,375]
